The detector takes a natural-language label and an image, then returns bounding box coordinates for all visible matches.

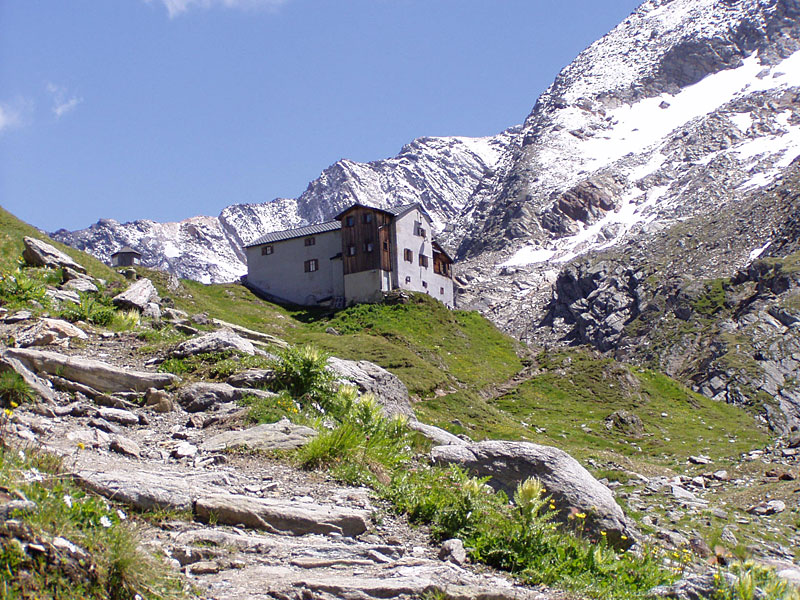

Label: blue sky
[0,0,643,232]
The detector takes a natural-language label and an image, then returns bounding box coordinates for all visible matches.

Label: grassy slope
[0,206,122,284]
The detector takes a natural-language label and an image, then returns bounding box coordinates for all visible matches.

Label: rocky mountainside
[451,0,800,431]
[52,131,517,284]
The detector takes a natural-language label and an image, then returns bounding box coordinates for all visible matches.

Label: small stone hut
[111,246,142,267]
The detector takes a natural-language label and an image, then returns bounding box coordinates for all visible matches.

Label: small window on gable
[404,249,413,262]
[418,254,429,268]
[345,216,355,227]
[347,245,357,256]
[304,259,319,272]
[405,276,411,283]
[304,237,315,246]
[414,221,427,238]
[363,241,374,252]
[363,213,373,224]
[261,245,273,255]
[440,287,445,295]
[422,281,428,288]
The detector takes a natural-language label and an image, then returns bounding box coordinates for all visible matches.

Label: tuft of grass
[0,371,36,408]
[239,391,301,424]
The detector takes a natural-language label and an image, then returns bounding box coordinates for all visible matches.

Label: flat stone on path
[194,493,369,537]
[201,419,317,452]
[170,329,260,358]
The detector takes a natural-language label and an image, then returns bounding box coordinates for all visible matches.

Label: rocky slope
[52,131,517,284]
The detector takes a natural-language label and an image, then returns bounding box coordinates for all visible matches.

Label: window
[414,221,427,238]
[347,245,357,256]
[304,259,318,272]
[261,245,273,255]
[363,213,373,224]
[363,241,374,252]
[404,249,413,262]
[304,237,315,246]
[422,281,428,288]
[383,241,389,251]
[418,254,429,268]
[405,276,411,283]
[440,287,445,295]
[345,216,355,227]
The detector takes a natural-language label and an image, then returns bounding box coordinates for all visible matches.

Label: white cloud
[0,100,29,134]
[148,0,290,18]
[46,83,83,119]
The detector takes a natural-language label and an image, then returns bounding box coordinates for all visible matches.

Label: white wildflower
[63,495,73,508]
[99,515,112,528]
[116,509,127,521]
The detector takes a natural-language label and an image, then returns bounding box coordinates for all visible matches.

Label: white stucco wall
[390,209,454,307]
[344,269,385,304]
[246,230,343,305]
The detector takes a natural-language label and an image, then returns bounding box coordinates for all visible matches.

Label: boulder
[112,278,159,312]
[110,436,141,458]
[430,440,637,549]
[62,278,98,293]
[438,539,467,565]
[22,236,86,273]
[604,410,645,437]
[14,318,88,348]
[98,407,140,426]
[210,318,289,349]
[327,357,413,418]
[177,382,238,412]
[5,347,179,393]
[408,420,468,446]
[201,419,317,452]
[170,329,259,358]
[144,388,174,413]
[194,493,369,537]
[142,302,161,320]
[45,289,80,305]
[226,368,275,389]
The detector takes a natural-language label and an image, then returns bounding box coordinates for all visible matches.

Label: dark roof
[112,246,141,256]
[246,220,341,247]
[334,202,430,222]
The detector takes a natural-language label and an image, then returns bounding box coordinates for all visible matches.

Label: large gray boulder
[327,357,413,418]
[201,419,316,452]
[170,329,260,358]
[22,236,86,273]
[195,493,369,537]
[430,440,637,549]
[176,381,276,412]
[5,348,179,393]
[112,278,159,312]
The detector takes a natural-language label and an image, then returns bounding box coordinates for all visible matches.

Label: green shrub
[58,293,116,326]
[0,268,49,308]
[714,561,800,600]
[272,345,337,411]
[383,467,673,599]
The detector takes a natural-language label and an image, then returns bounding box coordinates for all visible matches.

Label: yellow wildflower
[76,442,86,450]
[3,409,12,417]
[10,401,18,409]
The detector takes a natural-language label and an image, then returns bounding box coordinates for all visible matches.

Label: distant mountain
[52,131,517,283]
